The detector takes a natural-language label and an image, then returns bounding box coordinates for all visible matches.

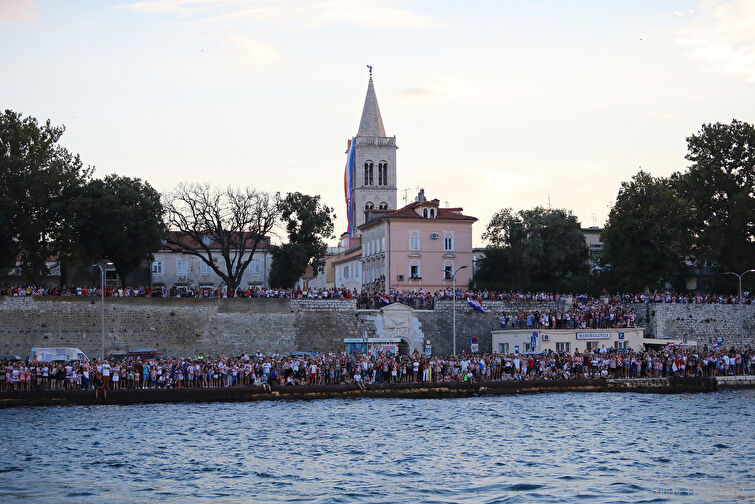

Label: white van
[29,347,89,362]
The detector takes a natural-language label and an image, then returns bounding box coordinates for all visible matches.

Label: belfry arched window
[378,202,388,210]
[364,161,374,186]
[378,161,388,186]
[365,202,374,210]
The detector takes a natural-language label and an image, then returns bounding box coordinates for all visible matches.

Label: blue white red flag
[712,341,720,350]
[379,294,391,305]
[468,298,485,313]
[343,137,356,236]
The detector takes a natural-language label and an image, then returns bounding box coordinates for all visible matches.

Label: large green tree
[601,171,689,292]
[680,119,755,275]
[269,192,335,289]
[0,110,91,283]
[476,206,588,291]
[75,175,166,285]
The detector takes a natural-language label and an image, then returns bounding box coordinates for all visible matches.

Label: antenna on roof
[548,193,552,209]
[591,213,597,227]
[401,187,411,205]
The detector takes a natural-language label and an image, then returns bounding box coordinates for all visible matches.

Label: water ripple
[1,390,754,503]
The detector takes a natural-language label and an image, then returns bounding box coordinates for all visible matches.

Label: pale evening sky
[1,0,754,245]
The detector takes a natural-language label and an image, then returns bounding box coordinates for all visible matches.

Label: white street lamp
[723,269,755,304]
[92,262,114,361]
[449,265,468,356]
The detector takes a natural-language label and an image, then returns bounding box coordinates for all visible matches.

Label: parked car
[29,347,89,362]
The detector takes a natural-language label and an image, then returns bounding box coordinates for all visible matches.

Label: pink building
[359,189,477,292]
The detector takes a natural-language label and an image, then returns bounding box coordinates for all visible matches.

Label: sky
[1,0,754,245]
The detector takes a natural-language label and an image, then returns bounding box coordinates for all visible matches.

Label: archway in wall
[399,339,411,356]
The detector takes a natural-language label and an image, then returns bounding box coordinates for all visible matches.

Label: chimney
[415,188,426,203]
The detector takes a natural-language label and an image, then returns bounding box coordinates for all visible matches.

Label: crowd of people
[2,284,750,305]
[2,346,751,394]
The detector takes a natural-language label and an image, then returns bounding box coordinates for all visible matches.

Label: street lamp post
[450,265,468,356]
[723,269,755,304]
[92,262,113,361]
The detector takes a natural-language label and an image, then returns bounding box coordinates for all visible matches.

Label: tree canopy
[163,183,281,293]
[601,119,755,293]
[476,206,588,292]
[74,175,166,285]
[601,171,689,292]
[0,110,91,283]
[681,119,755,274]
[269,192,335,289]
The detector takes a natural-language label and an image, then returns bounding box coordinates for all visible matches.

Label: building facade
[359,189,476,292]
[151,233,272,291]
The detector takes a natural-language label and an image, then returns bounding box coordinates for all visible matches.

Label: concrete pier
[1,376,750,408]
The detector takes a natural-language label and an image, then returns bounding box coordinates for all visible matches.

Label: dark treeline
[0,110,334,290]
[473,119,755,295]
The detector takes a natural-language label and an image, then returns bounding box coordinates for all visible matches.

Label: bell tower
[347,69,398,235]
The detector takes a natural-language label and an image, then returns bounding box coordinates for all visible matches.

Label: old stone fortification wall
[0,297,369,358]
[633,303,754,347]
[0,297,752,357]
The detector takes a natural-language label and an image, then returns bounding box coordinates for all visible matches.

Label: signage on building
[618,332,624,340]
[576,332,611,340]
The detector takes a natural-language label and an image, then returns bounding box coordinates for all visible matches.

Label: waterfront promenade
[1,375,753,407]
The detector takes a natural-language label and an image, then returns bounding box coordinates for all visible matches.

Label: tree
[75,175,166,285]
[476,206,588,291]
[269,192,335,289]
[163,183,281,293]
[0,110,92,283]
[680,119,755,276]
[601,171,689,292]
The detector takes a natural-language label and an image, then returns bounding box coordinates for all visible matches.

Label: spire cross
[367,64,373,77]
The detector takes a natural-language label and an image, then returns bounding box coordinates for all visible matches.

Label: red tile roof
[163,231,269,251]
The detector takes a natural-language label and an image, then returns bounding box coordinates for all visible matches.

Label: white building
[151,232,272,291]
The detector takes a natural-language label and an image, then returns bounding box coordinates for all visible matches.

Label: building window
[410,261,420,279]
[378,202,388,210]
[343,265,349,279]
[365,202,374,210]
[201,235,213,246]
[176,260,188,276]
[498,343,509,353]
[249,259,260,274]
[200,260,212,275]
[423,208,428,218]
[443,262,454,280]
[430,208,435,218]
[378,161,388,186]
[364,161,374,186]
[556,342,571,352]
[586,341,599,351]
[409,231,420,250]
[444,232,454,251]
[152,260,163,275]
[614,341,627,350]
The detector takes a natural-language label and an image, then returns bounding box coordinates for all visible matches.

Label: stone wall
[0,297,368,359]
[633,303,754,347]
[0,297,752,358]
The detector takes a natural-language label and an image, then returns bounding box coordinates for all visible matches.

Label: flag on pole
[343,137,356,236]
[467,298,485,313]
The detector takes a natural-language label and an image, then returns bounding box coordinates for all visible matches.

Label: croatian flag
[343,137,356,237]
[379,294,391,305]
[468,298,485,313]
[712,341,720,350]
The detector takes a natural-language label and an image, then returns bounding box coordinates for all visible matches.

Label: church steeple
[357,76,386,137]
